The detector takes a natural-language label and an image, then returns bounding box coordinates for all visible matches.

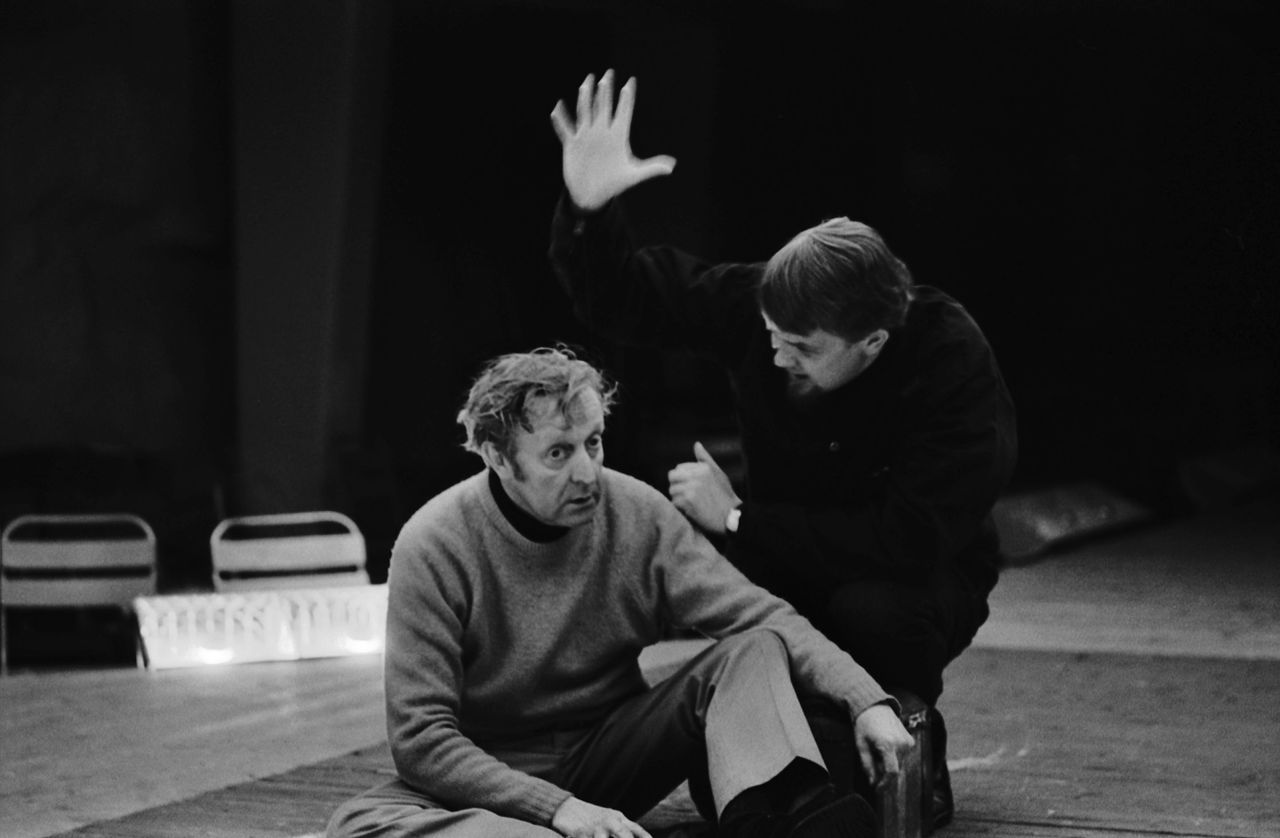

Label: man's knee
[326,792,391,838]
[710,626,789,663]
[822,582,951,702]
[826,583,941,648]
[325,781,438,838]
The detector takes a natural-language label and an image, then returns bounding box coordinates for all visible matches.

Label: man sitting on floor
[326,346,913,838]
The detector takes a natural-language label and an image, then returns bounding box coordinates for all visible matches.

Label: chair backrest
[210,511,368,592]
[1,513,158,608]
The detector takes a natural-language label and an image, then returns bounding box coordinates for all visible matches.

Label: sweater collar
[487,469,571,543]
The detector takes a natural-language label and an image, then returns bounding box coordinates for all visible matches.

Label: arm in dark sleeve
[548,193,759,365]
[735,339,1017,583]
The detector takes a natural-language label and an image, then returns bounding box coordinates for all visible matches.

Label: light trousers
[327,627,827,837]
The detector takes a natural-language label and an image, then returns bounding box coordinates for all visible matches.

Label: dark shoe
[786,791,878,838]
[927,708,954,834]
[726,789,878,838]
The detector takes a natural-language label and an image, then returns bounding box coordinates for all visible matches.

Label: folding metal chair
[1,513,157,672]
[210,510,368,592]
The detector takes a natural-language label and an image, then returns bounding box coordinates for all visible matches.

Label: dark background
[2,0,1277,594]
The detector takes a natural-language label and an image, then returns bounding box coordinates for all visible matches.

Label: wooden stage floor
[3,495,1278,838]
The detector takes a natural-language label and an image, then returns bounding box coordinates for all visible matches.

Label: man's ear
[481,441,513,480]
[863,328,890,357]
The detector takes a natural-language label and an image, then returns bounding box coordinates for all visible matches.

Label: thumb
[692,440,716,466]
[856,738,878,786]
[632,154,677,183]
[879,741,901,778]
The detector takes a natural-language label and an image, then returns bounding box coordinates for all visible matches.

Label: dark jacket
[549,195,1017,595]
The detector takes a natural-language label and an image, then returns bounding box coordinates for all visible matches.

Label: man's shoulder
[388,472,491,589]
[906,286,995,356]
[396,472,489,549]
[598,468,717,569]
[600,468,693,533]
[895,286,1009,411]
[913,285,977,324]
[601,467,670,509]
[413,470,487,517]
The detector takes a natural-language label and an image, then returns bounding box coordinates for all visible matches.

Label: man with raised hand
[549,71,1017,833]
[326,346,912,838]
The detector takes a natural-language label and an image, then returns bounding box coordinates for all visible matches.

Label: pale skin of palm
[547,70,916,838]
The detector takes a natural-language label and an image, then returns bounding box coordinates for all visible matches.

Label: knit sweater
[384,467,890,825]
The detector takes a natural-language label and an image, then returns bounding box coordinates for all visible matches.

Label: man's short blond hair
[457,346,616,460]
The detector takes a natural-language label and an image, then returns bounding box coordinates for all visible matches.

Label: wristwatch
[725,507,742,534]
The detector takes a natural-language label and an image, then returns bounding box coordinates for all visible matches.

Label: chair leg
[1,606,9,675]
[131,608,149,669]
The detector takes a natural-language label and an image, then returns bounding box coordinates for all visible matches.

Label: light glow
[339,636,384,654]
[135,585,388,670]
[194,646,236,666]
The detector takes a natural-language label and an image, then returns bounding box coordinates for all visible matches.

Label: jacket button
[828,441,841,453]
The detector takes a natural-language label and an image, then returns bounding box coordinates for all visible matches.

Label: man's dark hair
[758,217,915,342]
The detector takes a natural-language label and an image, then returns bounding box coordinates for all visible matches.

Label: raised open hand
[550,70,676,211]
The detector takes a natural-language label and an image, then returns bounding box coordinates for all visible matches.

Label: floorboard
[40,647,1280,838]
[975,496,1280,661]
[0,656,384,838]
[940,649,1280,838]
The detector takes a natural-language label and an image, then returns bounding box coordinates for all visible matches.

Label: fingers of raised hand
[614,75,637,133]
[550,100,573,142]
[593,69,615,124]
[576,73,595,128]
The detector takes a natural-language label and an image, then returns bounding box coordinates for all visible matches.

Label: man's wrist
[725,506,742,534]
[564,189,609,218]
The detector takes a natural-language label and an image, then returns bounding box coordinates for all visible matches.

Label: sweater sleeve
[383,527,572,824]
[548,192,759,367]
[640,494,894,720]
